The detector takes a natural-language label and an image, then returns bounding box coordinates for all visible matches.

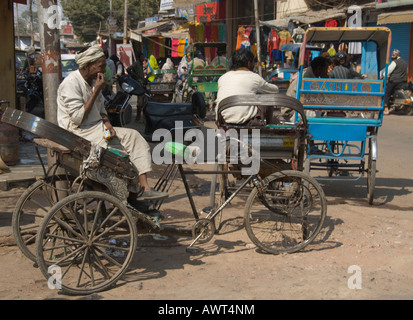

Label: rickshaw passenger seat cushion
[145,102,192,116]
[164,142,186,156]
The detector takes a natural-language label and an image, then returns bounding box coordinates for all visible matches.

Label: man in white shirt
[57,45,168,205]
[216,48,279,125]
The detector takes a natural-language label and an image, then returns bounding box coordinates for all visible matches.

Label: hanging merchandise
[189,23,197,42]
[278,29,292,50]
[154,39,160,58]
[292,26,305,44]
[218,24,226,42]
[178,39,186,57]
[171,39,179,57]
[327,44,336,56]
[267,28,279,51]
[251,43,257,58]
[236,26,252,50]
[204,23,212,42]
[196,23,205,42]
[288,21,297,37]
[325,19,338,27]
[148,39,154,57]
[236,26,244,49]
[158,37,165,58]
[211,23,219,42]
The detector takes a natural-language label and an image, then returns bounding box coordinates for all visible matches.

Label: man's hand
[102,115,116,138]
[95,72,107,92]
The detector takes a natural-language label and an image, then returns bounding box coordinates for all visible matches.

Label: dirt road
[0,114,412,302]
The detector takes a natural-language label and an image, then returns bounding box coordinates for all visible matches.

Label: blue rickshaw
[294,27,392,204]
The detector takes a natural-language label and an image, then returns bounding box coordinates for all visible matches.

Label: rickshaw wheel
[12,174,79,263]
[367,139,376,205]
[244,170,327,255]
[36,191,137,295]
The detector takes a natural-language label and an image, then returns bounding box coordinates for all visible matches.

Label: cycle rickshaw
[294,27,391,204]
[1,92,326,295]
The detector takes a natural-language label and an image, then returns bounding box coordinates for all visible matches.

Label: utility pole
[253,0,262,76]
[36,0,62,124]
[123,0,128,44]
[29,0,34,47]
[109,0,112,56]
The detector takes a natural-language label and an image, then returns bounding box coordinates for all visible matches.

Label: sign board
[177,6,195,18]
[196,1,225,23]
[61,24,73,35]
[376,0,413,8]
[145,16,158,26]
[108,17,117,33]
[160,0,174,11]
[116,44,133,69]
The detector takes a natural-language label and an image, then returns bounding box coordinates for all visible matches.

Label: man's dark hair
[310,56,329,70]
[231,48,254,70]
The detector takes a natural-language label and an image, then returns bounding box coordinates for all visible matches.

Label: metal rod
[253,0,262,76]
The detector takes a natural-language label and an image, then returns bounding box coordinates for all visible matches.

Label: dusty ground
[0,114,412,303]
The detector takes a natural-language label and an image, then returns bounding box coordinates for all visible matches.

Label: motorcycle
[16,70,44,116]
[26,70,44,113]
[105,73,206,140]
[388,82,413,115]
[104,74,138,127]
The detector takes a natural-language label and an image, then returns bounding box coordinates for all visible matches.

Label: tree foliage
[61,0,160,42]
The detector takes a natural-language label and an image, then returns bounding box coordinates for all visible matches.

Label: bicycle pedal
[200,206,213,215]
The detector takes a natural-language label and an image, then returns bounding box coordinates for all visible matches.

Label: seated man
[57,45,168,205]
[215,48,279,126]
[285,56,330,120]
[211,48,227,69]
[329,52,366,79]
[383,49,408,114]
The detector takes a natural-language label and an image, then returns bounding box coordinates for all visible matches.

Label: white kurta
[216,70,279,124]
[57,70,151,175]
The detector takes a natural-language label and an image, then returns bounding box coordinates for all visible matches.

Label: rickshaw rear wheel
[367,139,376,205]
[36,191,137,295]
[244,170,327,255]
[12,174,79,263]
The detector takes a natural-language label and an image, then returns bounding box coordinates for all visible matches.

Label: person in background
[161,58,175,82]
[145,55,159,82]
[127,52,147,121]
[215,48,279,126]
[383,49,408,115]
[110,54,124,91]
[104,50,116,79]
[211,48,227,68]
[286,56,330,102]
[286,56,330,155]
[57,45,168,205]
[329,51,366,79]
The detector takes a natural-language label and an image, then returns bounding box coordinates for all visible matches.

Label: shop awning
[263,2,376,29]
[172,0,210,8]
[133,20,171,34]
[377,11,413,25]
[132,18,189,39]
[263,8,347,29]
